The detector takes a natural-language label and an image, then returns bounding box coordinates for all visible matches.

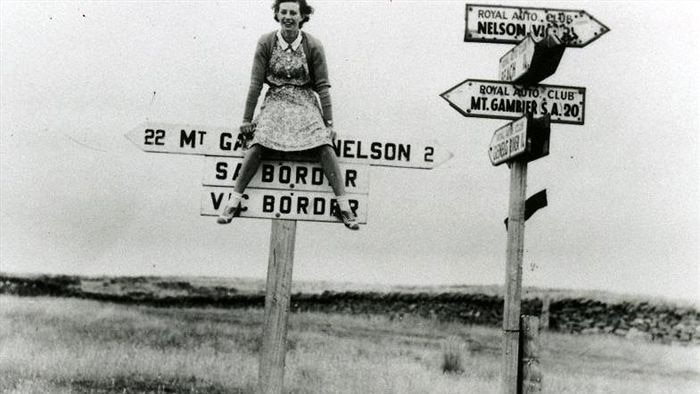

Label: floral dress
[250,37,332,151]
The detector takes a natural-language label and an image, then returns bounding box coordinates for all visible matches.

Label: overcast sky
[1,0,698,302]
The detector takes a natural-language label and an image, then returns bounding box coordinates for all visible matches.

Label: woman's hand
[325,120,336,143]
[240,122,255,136]
[238,121,255,148]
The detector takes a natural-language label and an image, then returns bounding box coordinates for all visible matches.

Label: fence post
[258,219,297,394]
[540,296,550,331]
[520,315,543,393]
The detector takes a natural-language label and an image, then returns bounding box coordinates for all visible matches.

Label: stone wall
[1,275,697,344]
[289,291,698,344]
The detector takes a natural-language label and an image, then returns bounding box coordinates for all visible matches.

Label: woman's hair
[272,0,314,28]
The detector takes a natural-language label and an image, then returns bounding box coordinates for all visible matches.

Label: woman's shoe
[217,203,239,224]
[336,210,359,230]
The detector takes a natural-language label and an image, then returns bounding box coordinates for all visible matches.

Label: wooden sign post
[502,159,527,394]
[125,121,452,393]
[444,4,608,393]
[259,219,296,394]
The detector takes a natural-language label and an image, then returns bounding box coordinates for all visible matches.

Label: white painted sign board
[125,123,453,169]
[202,158,370,193]
[441,79,585,125]
[489,116,528,166]
[201,186,368,223]
[465,4,609,47]
[499,36,536,82]
[125,122,245,156]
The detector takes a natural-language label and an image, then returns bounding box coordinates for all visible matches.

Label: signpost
[447,4,608,393]
[126,120,452,394]
[259,218,296,394]
[440,79,585,125]
[502,158,528,394]
[465,4,610,47]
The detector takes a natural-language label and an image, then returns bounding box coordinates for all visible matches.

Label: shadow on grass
[64,375,253,394]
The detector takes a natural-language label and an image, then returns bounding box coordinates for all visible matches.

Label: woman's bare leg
[217,144,265,224]
[318,145,359,229]
[317,145,345,197]
[234,144,266,194]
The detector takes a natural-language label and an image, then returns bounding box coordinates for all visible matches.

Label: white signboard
[202,158,370,193]
[465,4,609,47]
[201,186,368,224]
[441,79,585,125]
[125,122,245,156]
[126,122,453,169]
[332,137,453,169]
[489,116,528,166]
[499,36,536,82]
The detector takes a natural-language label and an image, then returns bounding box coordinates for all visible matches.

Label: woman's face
[277,2,303,34]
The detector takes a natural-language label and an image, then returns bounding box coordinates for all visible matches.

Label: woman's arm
[317,86,332,126]
[306,34,332,125]
[242,36,270,123]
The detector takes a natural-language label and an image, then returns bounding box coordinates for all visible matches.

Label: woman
[217,0,359,230]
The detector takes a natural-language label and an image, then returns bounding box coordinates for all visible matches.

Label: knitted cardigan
[243,30,332,123]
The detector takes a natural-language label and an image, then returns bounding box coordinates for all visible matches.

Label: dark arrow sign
[504,189,548,230]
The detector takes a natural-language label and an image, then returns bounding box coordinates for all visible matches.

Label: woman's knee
[245,144,265,161]
[317,144,336,160]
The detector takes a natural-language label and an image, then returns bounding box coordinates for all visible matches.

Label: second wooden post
[258,219,297,394]
[502,159,528,394]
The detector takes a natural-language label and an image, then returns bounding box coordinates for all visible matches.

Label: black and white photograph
[1,1,698,393]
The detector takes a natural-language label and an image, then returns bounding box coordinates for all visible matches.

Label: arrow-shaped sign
[441,79,585,125]
[489,116,528,166]
[465,4,609,47]
[124,122,246,157]
[125,122,453,169]
[499,32,565,85]
[488,114,550,166]
[504,189,547,230]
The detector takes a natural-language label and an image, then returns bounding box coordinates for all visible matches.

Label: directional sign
[465,4,609,47]
[126,122,453,169]
[500,36,537,83]
[332,137,452,169]
[489,116,528,166]
[488,114,550,166]
[440,79,585,125]
[499,33,565,85]
[125,122,245,156]
[201,186,368,223]
[202,158,370,193]
[504,189,547,229]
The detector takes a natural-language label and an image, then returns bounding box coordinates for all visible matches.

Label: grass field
[1,296,698,393]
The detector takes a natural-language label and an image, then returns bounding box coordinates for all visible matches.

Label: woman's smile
[277,2,303,34]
